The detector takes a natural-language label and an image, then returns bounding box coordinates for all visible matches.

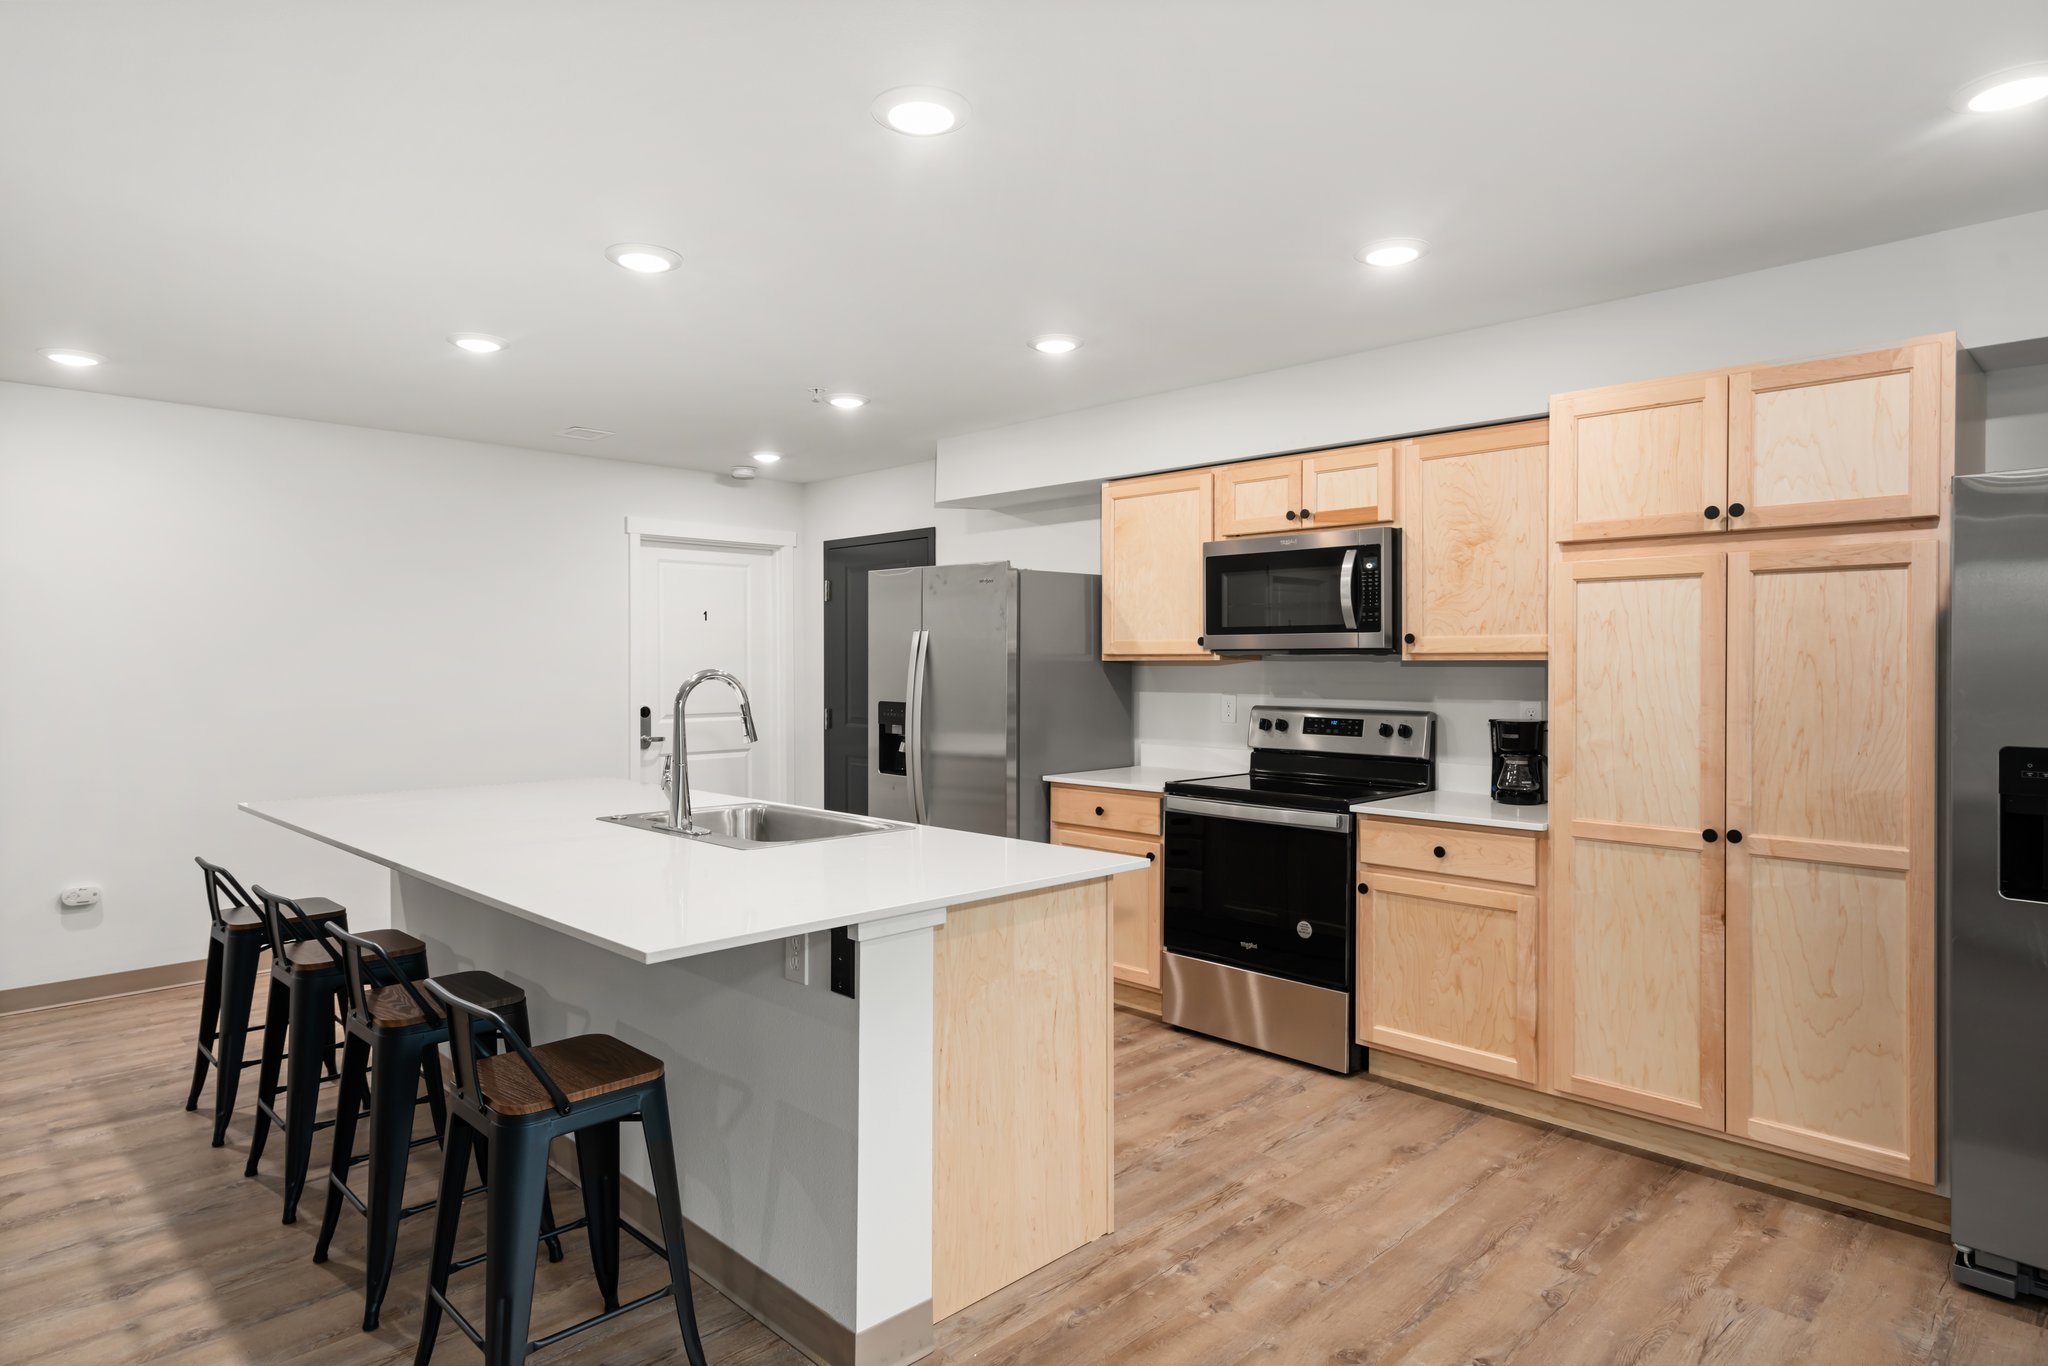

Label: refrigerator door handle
[1338,547,1358,631]
[906,629,931,824]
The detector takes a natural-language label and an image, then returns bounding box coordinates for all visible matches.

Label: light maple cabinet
[1552,334,1953,544]
[1050,786,1163,991]
[1723,539,1937,1183]
[1100,470,1218,660]
[1214,443,1395,536]
[1548,552,1728,1129]
[1356,821,1541,1086]
[1399,420,1549,659]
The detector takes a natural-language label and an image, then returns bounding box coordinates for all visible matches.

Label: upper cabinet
[1100,470,1219,660]
[1728,341,1944,531]
[1552,334,1954,544]
[1400,421,1548,660]
[1215,443,1395,536]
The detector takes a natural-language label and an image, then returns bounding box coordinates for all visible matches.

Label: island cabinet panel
[1728,341,1944,532]
[1301,442,1397,527]
[1400,421,1548,659]
[1725,540,1937,1183]
[1213,457,1302,537]
[1548,552,1727,1129]
[1552,373,1728,543]
[933,879,1113,1319]
[1100,470,1219,659]
[1357,867,1539,1084]
[1051,823,1161,990]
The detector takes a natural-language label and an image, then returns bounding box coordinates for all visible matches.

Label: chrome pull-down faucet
[668,669,759,835]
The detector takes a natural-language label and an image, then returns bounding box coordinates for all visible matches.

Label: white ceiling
[3,1,2045,483]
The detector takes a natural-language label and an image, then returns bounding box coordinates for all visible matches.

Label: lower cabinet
[1356,819,1543,1087]
[1049,785,1163,992]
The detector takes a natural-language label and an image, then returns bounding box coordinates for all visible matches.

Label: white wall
[0,382,802,990]
[936,208,2048,504]
[1987,362,2048,472]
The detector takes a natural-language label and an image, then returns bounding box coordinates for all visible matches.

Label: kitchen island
[243,779,1143,1366]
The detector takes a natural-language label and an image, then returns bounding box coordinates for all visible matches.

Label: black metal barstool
[413,980,708,1366]
[186,857,347,1146]
[245,885,427,1224]
[313,926,564,1330]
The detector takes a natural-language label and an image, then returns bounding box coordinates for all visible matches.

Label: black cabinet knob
[1196,635,1205,647]
[1403,632,1415,644]
[1727,829,1744,843]
[1729,502,1746,518]
[1285,510,1298,521]
[1300,507,1312,520]
[1702,828,1719,843]
[1378,723,1394,737]
[1433,845,1446,858]
[1705,505,1722,520]
[1397,724,1413,739]
[1146,851,1156,863]
[1094,805,1105,816]
[1257,717,1273,731]
[1357,881,1369,894]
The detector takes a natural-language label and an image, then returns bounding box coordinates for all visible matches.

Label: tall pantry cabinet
[1545,333,1970,1186]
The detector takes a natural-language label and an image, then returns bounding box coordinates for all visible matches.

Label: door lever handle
[638,706,668,750]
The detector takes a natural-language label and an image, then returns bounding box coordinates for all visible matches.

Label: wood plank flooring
[4,987,2044,1364]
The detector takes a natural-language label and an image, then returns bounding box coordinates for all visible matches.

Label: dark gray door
[823,529,933,813]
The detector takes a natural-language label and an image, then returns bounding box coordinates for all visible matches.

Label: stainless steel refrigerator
[867,563,1133,840]
[1949,469,2048,1300]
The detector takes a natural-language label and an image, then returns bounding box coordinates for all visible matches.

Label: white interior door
[631,538,780,801]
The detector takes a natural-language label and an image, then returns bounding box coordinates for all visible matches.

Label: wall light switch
[1220,694,1238,725]
[783,934,810,985]
[60,886,101,908]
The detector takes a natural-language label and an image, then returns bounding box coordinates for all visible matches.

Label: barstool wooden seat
[186,857,346,1147]
[313,929,564,1331]
[414,980,708,1366]
[244,886,426,1224]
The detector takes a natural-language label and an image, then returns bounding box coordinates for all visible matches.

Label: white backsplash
[1133,656,1547,794]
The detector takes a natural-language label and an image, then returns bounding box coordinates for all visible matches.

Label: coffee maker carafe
[1490,719,1547,805]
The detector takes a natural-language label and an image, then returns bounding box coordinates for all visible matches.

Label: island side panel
[931,877,1114,1320]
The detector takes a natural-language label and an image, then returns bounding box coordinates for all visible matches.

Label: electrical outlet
[1519,702,1543,721]
[60,886,101,908]
[1220,693,1238,725]
[783,935,810,985]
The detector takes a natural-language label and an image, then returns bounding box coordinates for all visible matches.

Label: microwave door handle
[1338,547,1359,631]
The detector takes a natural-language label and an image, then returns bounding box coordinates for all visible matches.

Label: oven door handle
[1338,547,1358,631]
[1164,794,1352,831]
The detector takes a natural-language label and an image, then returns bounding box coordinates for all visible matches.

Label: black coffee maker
[1490,719,1547,805]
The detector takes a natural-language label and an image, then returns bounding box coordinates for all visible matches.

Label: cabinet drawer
[1051,786,1161,837]
[1358,820,1537,885]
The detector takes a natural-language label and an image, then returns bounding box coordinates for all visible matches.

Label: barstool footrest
[426,1279,680,1358]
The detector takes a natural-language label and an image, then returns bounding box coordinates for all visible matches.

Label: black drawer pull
[1094,805,1105,816]
[1433,845,1446,858]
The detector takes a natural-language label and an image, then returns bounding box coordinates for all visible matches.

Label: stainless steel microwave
[1200,526,1400,654]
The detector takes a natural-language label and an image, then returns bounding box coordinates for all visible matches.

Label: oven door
[1161,795,1354,989]
[1202,527,1397,652]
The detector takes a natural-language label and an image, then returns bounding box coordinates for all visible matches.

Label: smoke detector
[729,464,759,480]
[557,426,612,441]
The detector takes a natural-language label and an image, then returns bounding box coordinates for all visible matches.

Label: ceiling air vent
[558,426,613,441]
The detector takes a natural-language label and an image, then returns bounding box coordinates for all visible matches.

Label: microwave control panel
[1357,548,1382,633]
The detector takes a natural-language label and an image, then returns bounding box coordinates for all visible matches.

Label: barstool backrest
[325,923,438,1023]
[194,856,258,929]
[250,883,340,966]
[422,978,573,1117]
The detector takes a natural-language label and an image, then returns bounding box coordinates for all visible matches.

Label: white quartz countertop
[1351,789,1549,833]
[242,780,1144,964]
[1042,765,1233,794]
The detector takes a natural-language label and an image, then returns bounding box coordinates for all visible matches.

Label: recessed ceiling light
[605,243,682,273]
[450,333,505,354]
[826,393,867,410]
[1958,64,2048,112]
[750,450,783,465]
[41,348,104,367]
[871,86,970,136]
[1031,334,1081,355]
[1357,238,1428,269]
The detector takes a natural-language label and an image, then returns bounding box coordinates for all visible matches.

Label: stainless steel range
[1161,703,1434,1072]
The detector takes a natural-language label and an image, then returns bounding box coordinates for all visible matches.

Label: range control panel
[1247,705,1434,760]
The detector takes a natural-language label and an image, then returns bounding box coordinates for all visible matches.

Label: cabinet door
[1727,341,1944,532]
[1553,374,1728,542]
[1550,553,1727,1127]
[1400,422,1548,659]
[1302,443,1396,527]
[1725,540,1936,1182]
[1213,458,1302,537]
[1051,824,1162,989]
[1358,871,1538,1084]
[1100,471,1216,659]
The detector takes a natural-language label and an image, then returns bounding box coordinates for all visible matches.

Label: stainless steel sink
[598,801,906,850]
